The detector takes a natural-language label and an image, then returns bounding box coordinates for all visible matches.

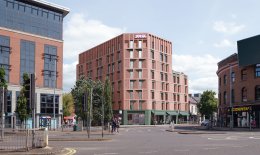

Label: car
[201,119,210,126]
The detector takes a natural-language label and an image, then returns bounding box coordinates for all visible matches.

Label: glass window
[138,71,142,78]
[255,64,260,77]
[139,102,142,110]
[130,91,133,99]
[151,71,154,79]
[224,91,227,104]
[129,40,133,48]
[130,101,134,110]
[152,61,155,69]
[242,87,247,102]
[138,50,142,58]
[138,91,142,99]
[139,61,142,68]
[20,40,35,83]
[130,80,134,89]
[160,53,163,61]
[40,94,59,114]
[139,81,143,89]
[231,72,235,82]
[224,75,227,84]
[151,51,154,59]
[130,60,134,69]
[130,71,133,78]
[43,45,57,88]
[130,50,133,58]
[152,82,155,89]
[138,40,142,48]
[241,69,247,81]
[255,85,260,100]
[0,35,10,82]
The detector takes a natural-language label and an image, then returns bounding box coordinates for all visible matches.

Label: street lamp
[229,64,233,129]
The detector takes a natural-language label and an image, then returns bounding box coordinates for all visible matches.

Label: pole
[53,59,56,130]
[229,64,233,129]
[102,96,104,138]
[1,87,4,139]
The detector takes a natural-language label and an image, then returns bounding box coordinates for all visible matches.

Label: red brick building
[77,33,189,125]
[217,53,260,128]
[0,0,69,129]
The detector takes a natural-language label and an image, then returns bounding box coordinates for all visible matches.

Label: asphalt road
[50,126,260,155]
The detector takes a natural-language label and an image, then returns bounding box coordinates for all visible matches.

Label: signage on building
[232,106,250,112]
[135,34,146,39]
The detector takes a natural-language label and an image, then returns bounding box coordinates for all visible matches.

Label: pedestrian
[111,118,116,133]
[116,119,120,133]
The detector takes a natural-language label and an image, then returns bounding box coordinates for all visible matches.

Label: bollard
[44,128,48,147]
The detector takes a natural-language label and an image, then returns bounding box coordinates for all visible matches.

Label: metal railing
[0,124,47,152]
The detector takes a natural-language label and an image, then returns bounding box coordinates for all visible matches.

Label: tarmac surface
[2,125,260,155]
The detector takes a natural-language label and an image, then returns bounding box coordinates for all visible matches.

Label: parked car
[201,119,209,126]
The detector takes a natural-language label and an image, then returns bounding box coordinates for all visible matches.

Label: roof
[23,0,70,17]
[189,96,200,104]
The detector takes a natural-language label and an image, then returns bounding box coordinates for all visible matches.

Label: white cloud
[213,21,245,34]
[172,54,220,94]
[214,39,234,48]
[63,13,126,92]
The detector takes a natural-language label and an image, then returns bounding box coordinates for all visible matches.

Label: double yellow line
[64,148,77,155]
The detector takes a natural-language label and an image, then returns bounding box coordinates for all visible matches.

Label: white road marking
[175,149,189,152]
[139,151,158,154]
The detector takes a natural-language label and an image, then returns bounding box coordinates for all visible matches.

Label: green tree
[16,73,30,125]
[103,78,113,124]
[198,90,217,119]
[0,67,7,88]
[62,93,75,117]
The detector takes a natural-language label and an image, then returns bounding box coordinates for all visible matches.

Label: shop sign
[135,34,146,39]
[232,106,250,112]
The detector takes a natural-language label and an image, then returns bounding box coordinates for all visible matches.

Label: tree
[198,90,217,119]
[0,67,7,138]
[103,78,113,124]
[16,73,30,126]
[62,93,74,117]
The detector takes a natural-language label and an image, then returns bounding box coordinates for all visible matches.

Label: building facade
[188,93,200,122]
[77,33,189,125]
[217,53,260,128]
[0,0,69,129]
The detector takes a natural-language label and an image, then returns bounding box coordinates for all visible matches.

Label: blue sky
[50,0,260,93]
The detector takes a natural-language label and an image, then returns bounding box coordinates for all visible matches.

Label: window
[184,78,187,85]
[152,61,155,69]
[152,42,154,49]
[255,85,260,100]
[177,95,180,102]
[0,35,10,82]
[6,91,12,113]
[242,87,247,102]
[138,91,142,99]
[130,91,133,99]
[161,82,164,90]
[130,80,134,89]
[152,82,155,89]
[112,64,115,72]
[173,94,176,101]
[164,54,167,63]
[139,61,142,68]
[129,40,133,48]
[118,62,121,71]
[161,64,164,71]
[152,102,156,109]
[224,91,227,104]
[20,40,35,83]
[139,81,143,89]
[161,93,164,100]
[166,84,169,91]
[117,52,121,60]
[185,95,187,102]
[108,65,110,73]
[255,64,260,77]
[178,85,181,92]
[241,69,247,80]
[173,76,176,83]
[138,40,142,48]
[130,60,134,68]
[231,72,235,83]
[165,74,168,81]
[139,101,143,110]
[130,71,133,78]
[138,50,142,58]
[40,94,59,114]
[224,75,227,85]
[106,56,109,63]
[177,77,180,83]
[165,93,168,101]
[130,101,134,110]
[160,53,163,61]
[219,93,221,105]
[151,50,154,59]
[161,73,163,81]
[151,71,154,79]
[118,81,121,90]
[151,91,154,99]
[161,103,164,110]
[219,77,221,86]
[138,71,142,78]
[130,50,133,58]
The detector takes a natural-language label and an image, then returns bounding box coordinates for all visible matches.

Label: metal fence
[0,124,46,152]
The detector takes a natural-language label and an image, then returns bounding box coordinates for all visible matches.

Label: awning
[166,111,178,115]
[152,111,166,115]
[179,112,189,116]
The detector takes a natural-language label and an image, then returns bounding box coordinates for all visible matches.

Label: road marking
[203,147,218,150]
[139,151,158,154]
[94,153,119,155]
[64,148,77,155]
[175,149,189,152]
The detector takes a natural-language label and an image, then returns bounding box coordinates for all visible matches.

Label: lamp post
[229,64,233,129]
[53,58,56,130]
[1,87,4,139]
